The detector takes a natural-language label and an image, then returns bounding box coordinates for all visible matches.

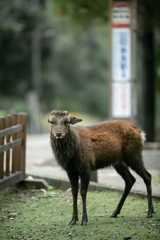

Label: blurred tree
[42,16,109,117]
[138,0,160,141]
[0,0,51,98]
[53,0,109,26]
[0,0,108,119]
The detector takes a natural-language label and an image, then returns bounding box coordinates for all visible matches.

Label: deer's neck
[50,129,77,169]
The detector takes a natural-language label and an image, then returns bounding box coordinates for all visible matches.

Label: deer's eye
[65,120,70,124]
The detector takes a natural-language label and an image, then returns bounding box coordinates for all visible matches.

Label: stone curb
[18,179,49,189]
[26,173,160,200]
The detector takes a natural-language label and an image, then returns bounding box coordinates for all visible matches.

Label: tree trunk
[140,2,155,142]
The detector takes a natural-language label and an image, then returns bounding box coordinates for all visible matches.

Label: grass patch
[0,187,160,239]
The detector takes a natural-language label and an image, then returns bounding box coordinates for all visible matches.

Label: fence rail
[0,113,27,190]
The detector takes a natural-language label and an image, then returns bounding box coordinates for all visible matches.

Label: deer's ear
[48,116,55,124]
[48,118,52,124]
[69,116,82,125]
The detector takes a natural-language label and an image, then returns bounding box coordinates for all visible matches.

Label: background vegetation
[0,1,160,140]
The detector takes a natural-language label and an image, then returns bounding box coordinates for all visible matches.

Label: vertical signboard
[110,0,137,124]
[112,28,131,82]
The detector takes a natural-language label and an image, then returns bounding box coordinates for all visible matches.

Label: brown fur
[48,111,155,226]
[72,121,143,171]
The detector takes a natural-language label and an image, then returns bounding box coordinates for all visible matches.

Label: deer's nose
[56,131,62,138]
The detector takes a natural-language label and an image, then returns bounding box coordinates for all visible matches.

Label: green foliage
[0,187,160,239]
[53,0,109,27]
[0,0,51,97]
[41,12,109,117]
[0,1,109,119]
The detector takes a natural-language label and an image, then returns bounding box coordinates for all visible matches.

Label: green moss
[0,188,160,239]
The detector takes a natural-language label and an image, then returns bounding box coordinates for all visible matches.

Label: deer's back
[73,121,143,170]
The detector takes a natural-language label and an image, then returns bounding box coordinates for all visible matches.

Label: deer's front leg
[67,171,79,225]
[80,172,90,226]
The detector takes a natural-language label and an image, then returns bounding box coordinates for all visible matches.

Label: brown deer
[48,110,155,226]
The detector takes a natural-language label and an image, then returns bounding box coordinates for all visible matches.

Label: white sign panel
[112,28,131,81]
[112,82,131,118]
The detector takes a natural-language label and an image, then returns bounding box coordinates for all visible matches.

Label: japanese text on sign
[112,8,130,24]
[112,82,131,118]
[112,28,131,81]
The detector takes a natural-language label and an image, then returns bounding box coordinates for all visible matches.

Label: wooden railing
[0,113,27,190]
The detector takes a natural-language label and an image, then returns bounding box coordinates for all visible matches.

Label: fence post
[17,113,27,178]
[6,115,11,176]
[0,117,5,179]
[12,114,17,173]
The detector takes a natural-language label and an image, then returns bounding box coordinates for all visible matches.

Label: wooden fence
[0,113,27,190]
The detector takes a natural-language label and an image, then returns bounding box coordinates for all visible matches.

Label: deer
[48,110,155,226]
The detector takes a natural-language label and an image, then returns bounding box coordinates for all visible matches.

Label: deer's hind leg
[110,164,136,218]
[129,162,155,218]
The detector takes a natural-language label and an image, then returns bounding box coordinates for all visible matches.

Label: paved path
[26,134,160,195]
